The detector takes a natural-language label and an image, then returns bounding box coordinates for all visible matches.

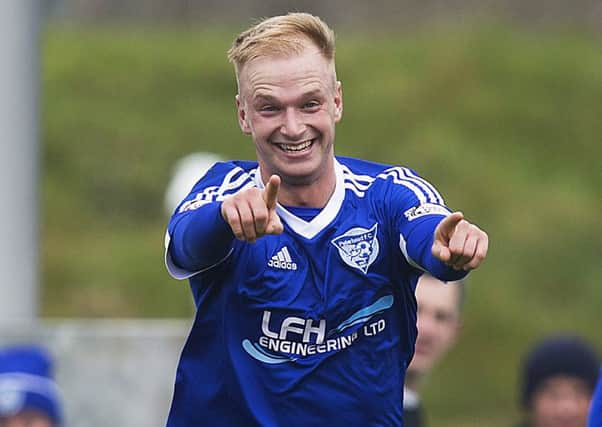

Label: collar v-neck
[253,160,346,239]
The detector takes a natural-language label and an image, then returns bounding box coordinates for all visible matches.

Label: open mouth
[274,138,315,153]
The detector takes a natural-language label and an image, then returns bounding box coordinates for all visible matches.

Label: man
[517,335,599,427]
[403,274,463,427]
[164,12,488,426]
[0,345,62,427]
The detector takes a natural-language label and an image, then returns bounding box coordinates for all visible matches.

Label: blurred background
[1,0,601,425]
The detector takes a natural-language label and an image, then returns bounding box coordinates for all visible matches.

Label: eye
[435,311,453,323]
[260,105,279,112]
[302,100,321,110]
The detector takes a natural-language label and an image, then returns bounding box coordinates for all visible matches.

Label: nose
[280,108,306,139]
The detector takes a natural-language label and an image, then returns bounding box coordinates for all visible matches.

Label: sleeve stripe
[339,164,375,193]
[378,167,443,204]
[178,167,256,213]
[340,166,375,184]
[385,168,441,204]
[339,162,443,206]
[377,169,429,204]
[343,183,366,197]
[399,167,444,204]
[216,167,251,195]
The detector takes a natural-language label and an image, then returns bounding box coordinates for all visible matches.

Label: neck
[261,160,337,208]
[278,176,336,207]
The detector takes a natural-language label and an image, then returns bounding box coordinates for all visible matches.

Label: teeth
[278,139,313,152]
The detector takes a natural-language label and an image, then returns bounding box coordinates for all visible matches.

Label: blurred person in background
[403,274,463,427]
[588,366,602,427]
[0,345,62,427]
[164,152,223,216]
[516,335,599,427]
[164,12,488,426]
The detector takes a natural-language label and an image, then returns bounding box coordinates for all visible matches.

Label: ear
[236,94,252,135]
[333,81,343,123]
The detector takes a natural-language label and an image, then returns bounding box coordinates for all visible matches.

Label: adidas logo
[268,246,298,270]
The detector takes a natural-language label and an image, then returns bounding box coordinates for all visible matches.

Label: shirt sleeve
[384,167,468,282]
[165,202,234,279]
[164,161,254,279]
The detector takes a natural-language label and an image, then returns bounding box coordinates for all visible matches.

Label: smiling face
[235,40,343,188]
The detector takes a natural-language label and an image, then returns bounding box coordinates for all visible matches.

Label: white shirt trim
[253,161,346,240]
[164,231,233,280]
[399,234,424,271]
[403,386,421,409]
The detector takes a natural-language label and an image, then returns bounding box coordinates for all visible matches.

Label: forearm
[406,217,468,282]
[169,202,234,272]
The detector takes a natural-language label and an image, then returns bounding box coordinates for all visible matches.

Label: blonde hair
[227,12,336,75]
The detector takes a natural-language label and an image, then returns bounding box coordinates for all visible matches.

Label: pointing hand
[221,175,284,243]
[431,211,489,271]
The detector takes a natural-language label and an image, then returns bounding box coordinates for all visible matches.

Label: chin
[409,359,433,373]
[278,164,321,182]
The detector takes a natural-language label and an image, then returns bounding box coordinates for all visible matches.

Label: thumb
[262,175,281,210]
[266,212,284,235]
[435,211,464,241]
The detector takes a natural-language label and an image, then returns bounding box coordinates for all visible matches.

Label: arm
[168,201,235,274]
[403,212,488,281]
[385,167,488,279]
[165,171,283,279]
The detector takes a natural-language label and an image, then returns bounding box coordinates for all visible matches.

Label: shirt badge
[331,223,379,274]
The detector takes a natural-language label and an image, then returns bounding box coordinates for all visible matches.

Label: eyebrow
[299,89,326,98]
[252,89,326,104]
[252,94,279,104]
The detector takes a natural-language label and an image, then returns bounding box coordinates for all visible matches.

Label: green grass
[41,23,602,425]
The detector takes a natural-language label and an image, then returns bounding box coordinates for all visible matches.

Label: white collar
[403,386,421,409]
[253,160,345,239]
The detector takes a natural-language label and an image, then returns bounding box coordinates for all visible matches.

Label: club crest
[331,224,379,274]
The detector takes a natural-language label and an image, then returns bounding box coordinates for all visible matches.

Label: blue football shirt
[164,156,466,427]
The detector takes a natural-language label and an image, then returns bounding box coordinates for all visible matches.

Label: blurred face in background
[531,375,592,427]
[0,411,53,427]
[409,274,461,378]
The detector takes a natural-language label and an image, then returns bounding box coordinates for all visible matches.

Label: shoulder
[189,160,258,190]
[336,155,392,176]
[336,156,445,205]
[176,160,258,213]
[198,160,257,182]
[336,156,391,198]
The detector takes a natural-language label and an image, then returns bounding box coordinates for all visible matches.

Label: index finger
[436,211,464,238]
[262,174,281,210]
